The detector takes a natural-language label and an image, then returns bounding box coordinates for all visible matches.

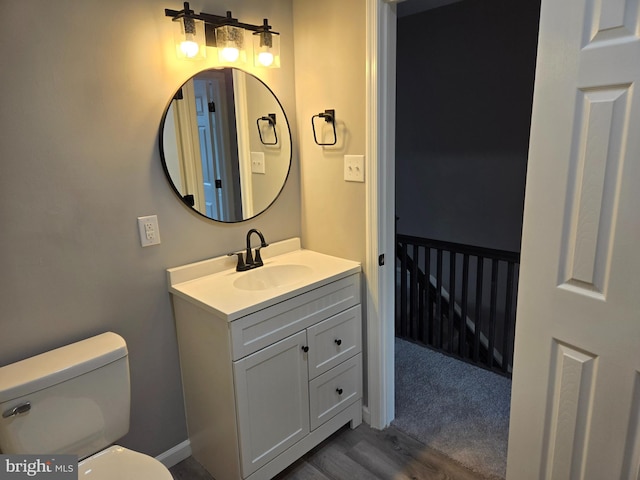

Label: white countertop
[167,239,361,321]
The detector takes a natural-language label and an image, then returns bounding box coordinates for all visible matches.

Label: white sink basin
[233,264,313,291]
[167,239,361,320]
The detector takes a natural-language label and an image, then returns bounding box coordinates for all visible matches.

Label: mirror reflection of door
[193,78,219,218]
[193,69,243,221]
[167,71,244,221]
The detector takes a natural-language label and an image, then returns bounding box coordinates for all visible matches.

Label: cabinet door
[233,330,309,477]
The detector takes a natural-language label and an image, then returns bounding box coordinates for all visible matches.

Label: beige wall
[0,0,299,457]
[293,0,367,264]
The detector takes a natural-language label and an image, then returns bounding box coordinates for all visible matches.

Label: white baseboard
[156,439,192,468]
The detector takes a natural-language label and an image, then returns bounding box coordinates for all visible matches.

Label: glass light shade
[215,25,247,64]
[173,16,206,60]
[253,31,280,68]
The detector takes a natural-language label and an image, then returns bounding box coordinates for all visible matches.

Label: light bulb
[173,15,205,60]
[257,51,274,67]
[180,40,200,58]
[253,28,280,68]
[221,47,240,62]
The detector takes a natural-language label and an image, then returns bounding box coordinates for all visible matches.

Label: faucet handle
[227,251,247,271]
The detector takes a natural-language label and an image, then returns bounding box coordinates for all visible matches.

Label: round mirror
[160,68,292,222]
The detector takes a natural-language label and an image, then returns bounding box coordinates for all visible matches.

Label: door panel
[507,0,640,478]
[194,79,220,219]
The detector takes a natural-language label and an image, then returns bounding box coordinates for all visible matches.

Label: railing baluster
[395,242,400,335]
[410,244,419,339]
[400,242,408,338]
[425,247,432,345]
[448,251,456,354]
[488,259,499,370]
[460,254,469,357]
[473,257,483,363]
[418,245,426,343]
[502,261,515,374]
[435,249,443,349]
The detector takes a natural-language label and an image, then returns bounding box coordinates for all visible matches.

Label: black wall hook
[312,109,337,146]
[257,113,278,145]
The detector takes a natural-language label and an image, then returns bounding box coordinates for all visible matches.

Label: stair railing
[396,234,520,376]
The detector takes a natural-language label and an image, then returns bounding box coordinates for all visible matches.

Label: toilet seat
[78,445,173,479]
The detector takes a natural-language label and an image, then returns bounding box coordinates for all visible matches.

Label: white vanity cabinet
[169,256,362,480]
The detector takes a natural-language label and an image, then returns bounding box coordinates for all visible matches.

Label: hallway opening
[393,0,541,477]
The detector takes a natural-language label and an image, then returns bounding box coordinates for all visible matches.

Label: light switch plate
[344,155,365,182]
[251,152,266,174]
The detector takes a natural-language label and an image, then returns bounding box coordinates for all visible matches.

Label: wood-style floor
[170,423,491,480]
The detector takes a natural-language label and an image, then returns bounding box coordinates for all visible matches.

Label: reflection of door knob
[301,346,309,353]
[334,339,342,346]
[336,388,343,395]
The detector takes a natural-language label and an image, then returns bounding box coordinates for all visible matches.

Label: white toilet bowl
[78,445,173,480]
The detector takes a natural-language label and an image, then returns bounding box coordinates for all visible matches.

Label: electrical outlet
[344,155,365,182]
[137,215,161,247]
[251,151,266,174]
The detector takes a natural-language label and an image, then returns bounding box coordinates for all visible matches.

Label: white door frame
[365,0,397,429]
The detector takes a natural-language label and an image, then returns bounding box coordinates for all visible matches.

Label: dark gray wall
[396,0,540,252]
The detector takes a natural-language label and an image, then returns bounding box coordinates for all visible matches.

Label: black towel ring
[257,114,278,146]
[312,109,337,146]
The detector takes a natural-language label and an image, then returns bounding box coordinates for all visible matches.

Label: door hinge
[208,101,216,113]
[378,254,385,266]
[215,179,222,189]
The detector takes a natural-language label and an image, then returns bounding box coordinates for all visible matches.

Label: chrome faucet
[229,229,269,271]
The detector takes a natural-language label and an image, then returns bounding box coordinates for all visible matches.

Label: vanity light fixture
[253,20,280,68]
[168,2,206,60]
[215,23,246,64]
[165,2,280,68]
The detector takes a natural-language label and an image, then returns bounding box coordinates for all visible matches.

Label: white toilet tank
[0,332,131,459]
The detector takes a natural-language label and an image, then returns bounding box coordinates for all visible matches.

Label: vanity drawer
[309,353,362,431]
[230,274,360,360]
[307,305,361,379]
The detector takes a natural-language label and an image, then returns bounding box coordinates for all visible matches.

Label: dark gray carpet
[392,337,511,479]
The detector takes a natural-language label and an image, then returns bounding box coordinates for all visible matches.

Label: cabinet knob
[336,388,343,395]
[301,345,309,353]
[334,339,342,346]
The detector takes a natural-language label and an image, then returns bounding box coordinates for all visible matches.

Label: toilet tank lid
[0,332,128,403]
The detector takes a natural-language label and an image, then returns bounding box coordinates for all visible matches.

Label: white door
[507,0,640,478]
[193,79,219,219]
